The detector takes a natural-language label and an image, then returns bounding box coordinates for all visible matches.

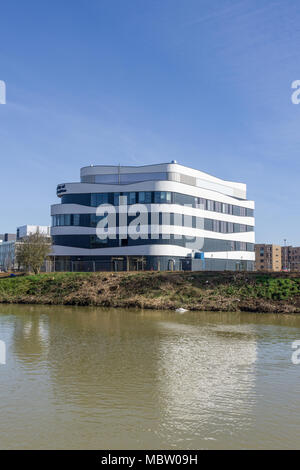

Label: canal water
[0,304,299,450]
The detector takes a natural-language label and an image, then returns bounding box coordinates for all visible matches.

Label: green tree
[16,232,51,274]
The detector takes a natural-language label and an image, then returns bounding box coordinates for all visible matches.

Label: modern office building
[51,162,255,272]
[255,244,282,272]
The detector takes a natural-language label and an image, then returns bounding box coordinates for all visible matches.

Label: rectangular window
[204,219,213,231]
[227,222,234,233]
[128,192,136,205]
[215,202,222,213]
[73,214,80,226]
[67,214,72,226]
[154,192,171,203]
[139,191,152,203]
[197,198,206,209]
[222,203,228,214]
[91,193,109,207]
[113,193,120,206]
[232,206,240,216]
[212,220,219,232]
[207,200,214,211]
[183,214,193,228]
[220,221,227,233]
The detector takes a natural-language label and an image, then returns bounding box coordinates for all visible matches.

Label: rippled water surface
[0,304,300,449]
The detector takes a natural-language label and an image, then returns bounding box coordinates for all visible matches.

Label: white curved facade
[51,162,255,271]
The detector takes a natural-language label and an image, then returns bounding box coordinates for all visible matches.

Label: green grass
[217,275,300,301]
[0,271,300,312]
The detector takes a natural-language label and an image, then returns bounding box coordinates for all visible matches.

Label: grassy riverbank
[0,271,300,313]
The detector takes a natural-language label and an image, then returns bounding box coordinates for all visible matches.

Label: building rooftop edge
[79,162,247,188]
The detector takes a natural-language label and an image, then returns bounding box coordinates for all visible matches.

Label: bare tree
[16,232,51,274]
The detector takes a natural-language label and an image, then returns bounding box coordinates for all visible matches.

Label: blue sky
[0,0,300,244]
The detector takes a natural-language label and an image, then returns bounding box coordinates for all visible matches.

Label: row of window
[52,213,254,233]
[81,172,168,184]
[52,234,255,251]
[60,191,254,217]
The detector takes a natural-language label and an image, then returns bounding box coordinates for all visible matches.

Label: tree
[16,232,51,274]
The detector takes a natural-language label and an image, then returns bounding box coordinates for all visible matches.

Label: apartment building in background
[282,246,300,271]
[255,244,282,272]
[51,162,255,272]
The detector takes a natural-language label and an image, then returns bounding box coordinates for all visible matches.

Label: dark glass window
[204,219,213,231]
[232,205,240,216]
[73,214,80,226]
[128,192,137,205]
[113,193,119,205]
[139,192,152,203]
[154,192,171,203]
[61,194,91,206]
[91,193,109,207]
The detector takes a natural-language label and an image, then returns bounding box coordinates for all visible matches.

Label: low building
[16,225,50,240]
[0,240,18,271]
[0,233,16,242]
[255,244,282,272]
[0,225,51,271]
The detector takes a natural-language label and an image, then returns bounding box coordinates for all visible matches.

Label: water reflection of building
[155,319,258,448]
[4,306,300,450]
[10,306,50,362]
[7,306,164,448]
[7,306,260,448]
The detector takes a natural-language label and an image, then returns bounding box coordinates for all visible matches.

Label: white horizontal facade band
[51,203,255,226]
[51,225,255,243]
[204,251,255,260]
[59,180,254,208]
[51,243,255,260]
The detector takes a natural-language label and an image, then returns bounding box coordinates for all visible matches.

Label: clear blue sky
[0,0,299,245]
